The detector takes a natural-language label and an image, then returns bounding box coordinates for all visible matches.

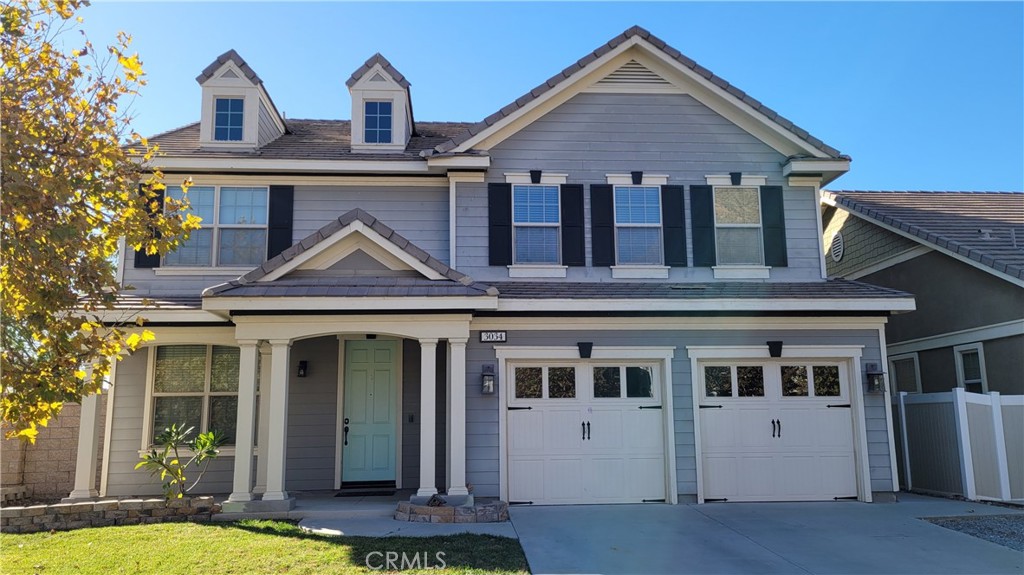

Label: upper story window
[164,185,268,267]
[714,186,763,265]
[614,186,662,265]
[214,98,244,141]
[364,101,393,144]
[150,345,239,445]
[512,185,560,265]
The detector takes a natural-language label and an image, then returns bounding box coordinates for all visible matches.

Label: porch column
[67,390,100,499]
[254,343,272,494]
[228,340,259,502]
[447,338,469,497]
[417,338,439,497]
[263,340,291,501]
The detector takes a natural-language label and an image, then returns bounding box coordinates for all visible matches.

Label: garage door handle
[582,421,586,440]
[586,421,591,440]
[777,419,781,438]
[771,419,777,438]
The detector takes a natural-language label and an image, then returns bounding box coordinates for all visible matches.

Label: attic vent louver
[219,69,239,79]
[830,231,845,263]
[597,60,671,86]
[369,72,387,82]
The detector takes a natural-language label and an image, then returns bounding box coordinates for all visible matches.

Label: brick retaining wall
[0,496,219,533]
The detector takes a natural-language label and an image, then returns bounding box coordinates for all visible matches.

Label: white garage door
[699,361,857,502]
[507,362,666,505]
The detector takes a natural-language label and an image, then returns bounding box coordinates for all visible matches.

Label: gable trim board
[822,192,1024,288]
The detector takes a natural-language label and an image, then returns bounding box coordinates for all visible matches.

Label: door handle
[343,417,350,446]
[586,421,591,441]
[582,421,586,441]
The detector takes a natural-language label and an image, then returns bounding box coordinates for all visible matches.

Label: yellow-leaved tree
[1,0,200,441]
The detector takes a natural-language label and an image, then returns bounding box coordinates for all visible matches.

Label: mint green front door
[342,340,398,483]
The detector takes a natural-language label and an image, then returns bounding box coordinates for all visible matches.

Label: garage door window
[781,365,841,397]
[514,366,576,399]
[704,365,764,397]
[593,366,655,399]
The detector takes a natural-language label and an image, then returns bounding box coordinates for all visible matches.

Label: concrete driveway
[509,494,1024,574]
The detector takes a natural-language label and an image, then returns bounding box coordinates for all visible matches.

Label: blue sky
[81,2,1023,191]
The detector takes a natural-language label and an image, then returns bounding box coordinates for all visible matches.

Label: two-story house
[78,27,914,510]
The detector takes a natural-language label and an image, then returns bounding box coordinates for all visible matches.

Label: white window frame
[613,185,663,266]
[213,97,245,142]
[712,185,764,267]
[162,185,269,269]
[888,352,922,394]
[510,184,561,267]
[364,99,394,144]
[953,342,988,393]
[141,344,245,452]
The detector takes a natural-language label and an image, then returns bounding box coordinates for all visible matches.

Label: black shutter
[760,185,788,267]
[560,184,585,266]
[661,185,686,267]
[267,185,294,260]
[690,185,716,267]
[590,184,615,267]
[134,184,163,269]
[488,183,512,266]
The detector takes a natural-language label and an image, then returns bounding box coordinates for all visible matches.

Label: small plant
[135,423,226,499]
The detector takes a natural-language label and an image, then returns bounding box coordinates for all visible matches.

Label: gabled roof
[195,49,262,84]
[346,53,411,89]
[204,208,496,297]
[430,25,845,159]
[824,191,1024,282]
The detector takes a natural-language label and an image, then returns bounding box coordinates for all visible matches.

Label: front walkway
[510,494,1024,574]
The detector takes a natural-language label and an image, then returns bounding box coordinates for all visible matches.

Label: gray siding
[257,102,280,148]
[285,336,338,491]
[465,327,891,498]
[105,348,233,497]
[293,185,449,263]
[822,206,921,278]
[400,339,448,491]
[456,92,823,282]
[915,336,1024,395]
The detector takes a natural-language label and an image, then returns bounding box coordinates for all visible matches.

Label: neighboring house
[821,191,1024,396]
[72,26,914,510]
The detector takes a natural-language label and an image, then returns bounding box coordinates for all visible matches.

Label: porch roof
[203,275,494,298]
[488,279,912,300]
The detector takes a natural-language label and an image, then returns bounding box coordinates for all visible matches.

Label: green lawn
[1,520,530,574]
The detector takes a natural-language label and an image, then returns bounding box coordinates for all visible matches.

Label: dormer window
[214,98,245,141]
[364,101,392,144]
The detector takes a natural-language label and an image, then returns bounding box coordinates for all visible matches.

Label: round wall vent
[830,231,845,262]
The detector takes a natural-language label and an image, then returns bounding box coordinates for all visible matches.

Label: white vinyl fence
[893,389,1023,502]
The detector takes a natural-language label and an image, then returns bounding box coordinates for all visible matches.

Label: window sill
[712,265,771,279]
[508,265,568,278]
[153,267,253,276]
[611,265,669,279]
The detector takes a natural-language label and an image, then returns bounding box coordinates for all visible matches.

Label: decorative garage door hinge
[508,501,534,505]
[507,406,533,410]
[827,404,852,408]
[638,405,662,410]
[704,498,728,502]
[699,405,723,409]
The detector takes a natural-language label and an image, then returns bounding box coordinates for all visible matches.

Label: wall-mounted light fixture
[577,342,593,359]
[481,364,496,395]
[864,363,885,393]
[297,360,309,378]
[767,341,784,358]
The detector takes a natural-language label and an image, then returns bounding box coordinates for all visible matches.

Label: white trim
[148,156,434,174]
[115,238,126,286]
[99,359,117,497]
[152,175,449,187]
[259,220,445,282]
[495,297,915,313]
[154,267,252,276]
[425,155,491,169]
[988,392,1012,501]
[704,175,767,187]
[953,342,988,393]
[888,352,922,394]
[878,326,901,495]
[471,315,888,332]
[605,174,669,186]
[788,176,824,188]
[231,314,471,347]
[783,159,851,177]
[91,308,230,324]
[205,295,496,312]
[887,320,1023,356]
[712,265,770,279]
[508,265,567,278]
[822,194,1024,288]
[494,345,677,504]
[810,183,827,279]
[686,345,864,360]
[611,265,669,279]
[504,172,568,185]
[842,246,932,281]
[895,392,913,490]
